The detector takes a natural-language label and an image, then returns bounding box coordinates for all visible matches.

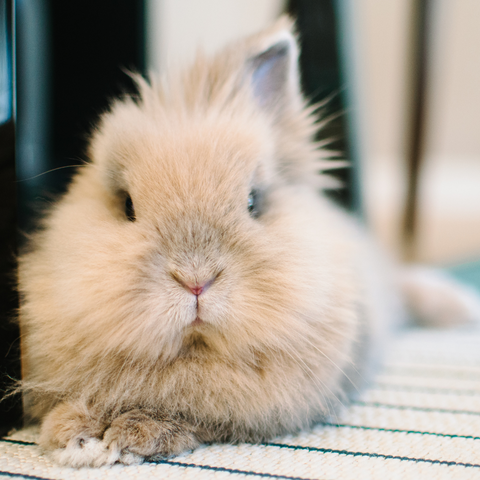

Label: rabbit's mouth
[191,316,204,327]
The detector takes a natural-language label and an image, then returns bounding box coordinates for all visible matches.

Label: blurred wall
[357,0,480,265]
[355,0,413,259]
[416,0,480,264]
[146,0,284,74]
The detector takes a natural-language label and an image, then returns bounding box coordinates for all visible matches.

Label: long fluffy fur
[18,17,418,466]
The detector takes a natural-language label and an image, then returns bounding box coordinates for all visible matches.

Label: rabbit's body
[22,143,394,466]
[18,18,477,467]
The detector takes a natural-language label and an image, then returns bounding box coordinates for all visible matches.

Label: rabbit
[17,16,480,468]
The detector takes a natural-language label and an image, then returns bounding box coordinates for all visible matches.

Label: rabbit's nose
[184,281,209,296]
[173,275,217,296]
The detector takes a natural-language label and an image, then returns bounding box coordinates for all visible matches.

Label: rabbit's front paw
[40,401,110,467]
[41,403,198,467]
[102,409,199,465]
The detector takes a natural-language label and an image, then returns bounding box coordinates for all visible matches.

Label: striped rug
[2,328,480,480]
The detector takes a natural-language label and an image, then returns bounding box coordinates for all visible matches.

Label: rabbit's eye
[248,189,259,218]
[125,194,135,221]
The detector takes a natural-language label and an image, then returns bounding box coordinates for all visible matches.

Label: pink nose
[185,282,206,296]
[178,276,217,296]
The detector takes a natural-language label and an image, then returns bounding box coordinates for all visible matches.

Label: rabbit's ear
[248,26,301,114]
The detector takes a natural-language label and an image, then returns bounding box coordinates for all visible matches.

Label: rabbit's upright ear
[248,19,302,114]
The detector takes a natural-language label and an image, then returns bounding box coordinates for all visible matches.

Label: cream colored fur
[17,17,480,467]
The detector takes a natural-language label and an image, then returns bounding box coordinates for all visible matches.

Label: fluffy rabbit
[17,17,480,468]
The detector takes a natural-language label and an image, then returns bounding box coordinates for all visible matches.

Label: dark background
[1,0,146,434]
[288,0,355,210]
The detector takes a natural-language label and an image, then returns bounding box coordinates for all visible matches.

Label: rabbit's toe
[102,409,199,464]
[50,436,112,467]
[39,400,111,467]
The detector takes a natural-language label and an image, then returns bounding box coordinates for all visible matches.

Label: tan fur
[18,17,413,466]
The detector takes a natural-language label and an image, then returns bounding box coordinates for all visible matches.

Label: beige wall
[146,0,284,75]
[416,0,480,264]
[355,0,414,259]
[357,0,480,265]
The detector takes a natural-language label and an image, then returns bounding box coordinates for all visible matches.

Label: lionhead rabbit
[18,16,480,468]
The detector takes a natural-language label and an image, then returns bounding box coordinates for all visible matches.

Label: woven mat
[2,328,480,480]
